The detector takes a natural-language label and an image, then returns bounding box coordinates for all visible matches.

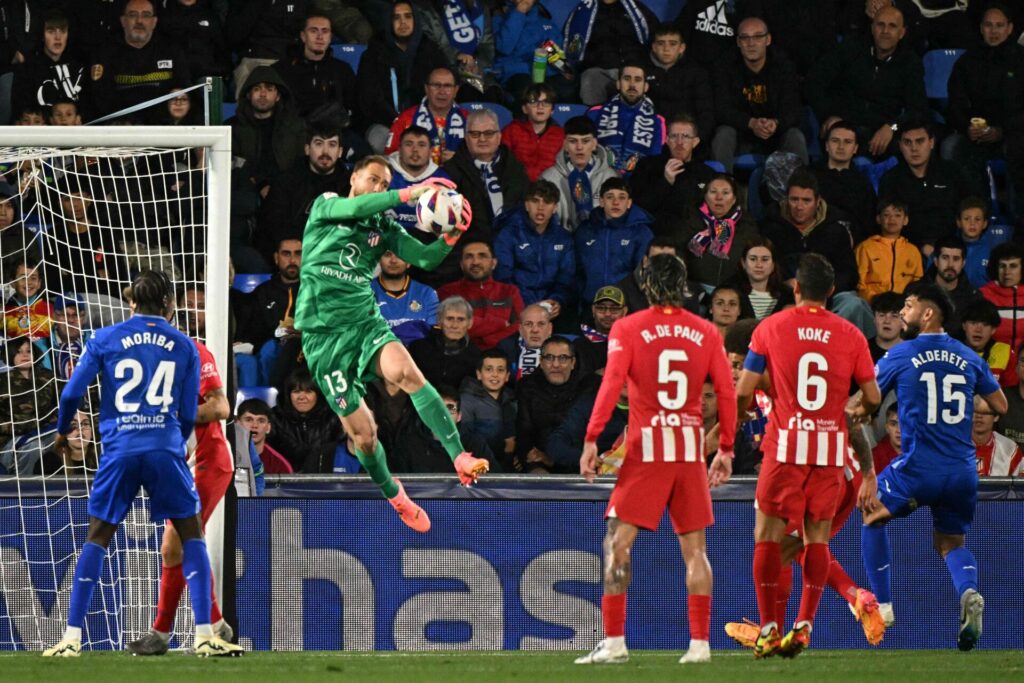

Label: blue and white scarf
[566,155,595,224]
[591,95,662,175]
[413,98,466,158]
[442,0,484,54]
[563,0,649,65]
[475,152,504,217]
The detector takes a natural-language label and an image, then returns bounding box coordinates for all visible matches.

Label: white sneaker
[958,589,984,652]
[879,602,895,628]
[574,638,628,664]
[42,638,81,657]
[679,639,711,663]
[194,634,244,657]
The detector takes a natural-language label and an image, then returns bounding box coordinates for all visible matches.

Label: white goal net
[0,126,230,651]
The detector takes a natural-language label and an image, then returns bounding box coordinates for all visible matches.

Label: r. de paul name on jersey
[640,324,705,346]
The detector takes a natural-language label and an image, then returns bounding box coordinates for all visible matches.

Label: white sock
[688,639,710,651]
[64,626,82,642]
[196,624,214,638]
[605,635,625,649]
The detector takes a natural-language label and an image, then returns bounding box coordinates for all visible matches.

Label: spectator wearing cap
[629,112,714,220]
[43,294,90,383]
[89,0,192,118]
[961,297,1013,385]
[576,286,628,377]
[540,115,617,231]
[502,83,566,182]
[574,177,653,305]
[493,179,575,318]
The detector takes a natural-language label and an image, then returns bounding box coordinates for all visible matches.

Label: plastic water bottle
[532,48,548,83]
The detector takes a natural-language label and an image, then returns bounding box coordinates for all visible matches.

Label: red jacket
[501,119,565,182]
[979,282,1024,353]
[437,277,524,350]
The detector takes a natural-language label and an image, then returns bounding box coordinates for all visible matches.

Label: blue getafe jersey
[56,314,200,456]
[876,332,999,469]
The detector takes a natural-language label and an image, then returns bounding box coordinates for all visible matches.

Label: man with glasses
[575,286,628,377]
[502,83,565,181]
[630,112,714,218]
[386,66,468,164]
[91,0,191,117]
[443,108,529,242]
[711,16,806,174]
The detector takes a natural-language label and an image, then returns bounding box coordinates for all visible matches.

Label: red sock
[776,562,793,629]
[827,557,859,606]
[602,593,627,638]
[753,541,781,628]
[796,543,830,626]
[688,594,711,641]
[153,564,186,633]
[210,573,223,624]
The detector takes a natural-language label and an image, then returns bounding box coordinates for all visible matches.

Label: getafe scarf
[593,95,661,174]
[563,0,649,64]
[566,155,595,224]
[442,0,484,54]
[688,201,741,259]
[474,152,504,217]
[413,98,466,160]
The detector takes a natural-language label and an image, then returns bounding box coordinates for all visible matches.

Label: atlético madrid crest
[368,231,381,247]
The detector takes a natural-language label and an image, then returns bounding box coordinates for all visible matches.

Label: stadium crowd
[1,0,1024,479]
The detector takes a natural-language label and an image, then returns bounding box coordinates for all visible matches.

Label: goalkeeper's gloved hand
[443,198,473,246]
[399,177,457,203]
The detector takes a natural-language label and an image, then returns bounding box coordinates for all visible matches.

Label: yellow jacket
[855,235,923,301]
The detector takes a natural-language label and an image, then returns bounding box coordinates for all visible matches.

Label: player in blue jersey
[856,282,1007,651]
[42,271,242,658]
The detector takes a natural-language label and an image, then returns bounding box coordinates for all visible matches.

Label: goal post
[0,125,232,651]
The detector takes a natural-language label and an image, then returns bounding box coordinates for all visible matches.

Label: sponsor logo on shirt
[157,60,173,69]
[620,239,630,246]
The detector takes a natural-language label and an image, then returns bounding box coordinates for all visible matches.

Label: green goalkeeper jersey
[295,190,452,334]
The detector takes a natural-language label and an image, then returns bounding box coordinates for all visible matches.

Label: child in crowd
[956,196,1010,288]
[855,199,922,301]
[459,348,517,468]
[960,297,1013,385]
[872,403,901,473]
[4,259,52,340]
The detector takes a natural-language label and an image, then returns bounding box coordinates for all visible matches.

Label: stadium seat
[704,160,726,173]
[332,43,366,71]
[222,102,237,121]
[734,153,766,173]
[232,273,272,293]
[237,386,278,410]
[923,48,965,117]
[462,101,513,129]
[853,155,898,193]
[551,103,588,126]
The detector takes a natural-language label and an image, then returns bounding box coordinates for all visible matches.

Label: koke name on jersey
[796,327,831,343]
[640,324,705,346]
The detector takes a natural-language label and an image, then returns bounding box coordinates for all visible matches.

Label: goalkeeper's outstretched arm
[313,190,405,223]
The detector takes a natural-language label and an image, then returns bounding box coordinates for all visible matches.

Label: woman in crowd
[706,284,745,339]
[726,235,794,321]
[36,409,97,476]
[681,174,759,293]
[268,368,344,473]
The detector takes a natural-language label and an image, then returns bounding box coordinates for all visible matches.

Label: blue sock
[68,542,106,629]
[181,538,212,626]
[943,546,979,597]
[861,524,893,604]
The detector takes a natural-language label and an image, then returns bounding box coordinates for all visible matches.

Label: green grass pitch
[2,650,1021,682]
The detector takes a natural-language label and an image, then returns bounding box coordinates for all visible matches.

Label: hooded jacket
[574,205,653,303]
[854,234,924,301]
[493,206,576,306]
[540,145,618,230]
[759,198,858,292]
[357,14,450,127]
[979,282,1024,354]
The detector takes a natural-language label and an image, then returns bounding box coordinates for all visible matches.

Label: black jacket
[674,0,752,71]
[630,149,714,218]
[11,48,86,117]
[947,38,1024,136]
[759,199,858,292]
[89,33,192,118]
[356,17,449,127]
[268,395,343,473]
[877,156,985,248]
[546,389,626,469]
[514,369,598,473]
[576,0,658,71]
[256,161,352,260]
[806,38,927,131]
[227,0,307,60]
[157,0,232,79]
[753,0,838,78]
[275,46,358,119]
[714,51,801,134]
[922,266,980,334]
[811,162,877,245]
[644,55,714,140]
[408,328,482,391]
[234,275,300,349]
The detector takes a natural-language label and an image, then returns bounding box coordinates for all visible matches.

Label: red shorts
[757,457,843,525]
[195,463,234,527]
[606,460,713,534]
[784,468,862,537]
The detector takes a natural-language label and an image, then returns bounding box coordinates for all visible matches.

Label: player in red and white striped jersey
[973,405,1024,476]
[735,254,881,658]
[577,254,736,666]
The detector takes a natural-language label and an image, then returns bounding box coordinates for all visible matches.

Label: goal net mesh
[0,142,220,651]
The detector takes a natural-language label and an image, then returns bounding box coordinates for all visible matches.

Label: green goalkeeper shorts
[302,315,399,417]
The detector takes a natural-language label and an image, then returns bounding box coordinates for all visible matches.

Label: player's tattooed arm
[196,388,231,425]
[846,413,875,476]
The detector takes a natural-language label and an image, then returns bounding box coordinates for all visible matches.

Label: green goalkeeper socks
[410,382,465,461]
[357,441,400,499]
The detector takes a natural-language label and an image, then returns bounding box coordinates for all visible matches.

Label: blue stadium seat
[462,101,513,129]
[236,386,279,410]
[222,102,237,121]
[704,160,726,173]
[853,155,898,193]
[923,49,964,101]
[551,103,588,126]
[734,153,765,173]
[332,43,367,71]
[232,273,272,293]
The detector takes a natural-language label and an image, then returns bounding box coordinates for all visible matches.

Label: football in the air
[416,187,464,236]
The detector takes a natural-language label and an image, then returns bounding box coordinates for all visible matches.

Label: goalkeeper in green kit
[296,155,488,532]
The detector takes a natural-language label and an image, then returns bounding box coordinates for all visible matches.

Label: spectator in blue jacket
[493,0,574,102]
[494,179,576,319]
[573,177,653,304]
[371,250,439,345]
[459,348,517,467]
[953,196,1010,289]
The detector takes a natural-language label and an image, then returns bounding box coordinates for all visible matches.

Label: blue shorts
[876,460,978,536]
[89,448,200,524]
